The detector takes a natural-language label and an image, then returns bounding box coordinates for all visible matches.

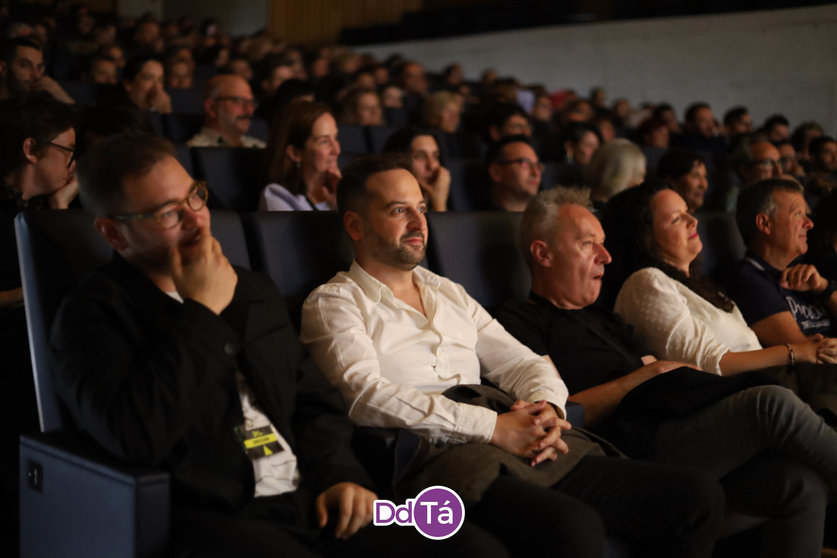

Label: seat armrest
[565,401,585,427]
[20,431,170,558]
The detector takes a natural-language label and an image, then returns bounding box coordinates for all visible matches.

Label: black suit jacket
[51,255,371,511]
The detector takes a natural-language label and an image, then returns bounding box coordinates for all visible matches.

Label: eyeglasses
[213,96,258,110]
[495,157,544,173]
[110,181,209,229]
[48,141,76,168]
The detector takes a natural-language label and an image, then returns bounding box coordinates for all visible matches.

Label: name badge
[236,426,283,459]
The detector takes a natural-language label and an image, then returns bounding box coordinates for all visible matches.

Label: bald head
[202,74,256,146]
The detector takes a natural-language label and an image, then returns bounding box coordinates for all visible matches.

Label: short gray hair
[520,187,592,269]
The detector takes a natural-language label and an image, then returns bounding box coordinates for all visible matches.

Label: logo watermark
[373,485,465,540]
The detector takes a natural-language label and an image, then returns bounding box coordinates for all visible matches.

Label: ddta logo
[373,485,465,540]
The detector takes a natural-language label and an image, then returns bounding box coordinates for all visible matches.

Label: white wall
[357,5,837,132]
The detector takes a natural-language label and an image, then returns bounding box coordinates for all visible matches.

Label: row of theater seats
[16,208,748,558]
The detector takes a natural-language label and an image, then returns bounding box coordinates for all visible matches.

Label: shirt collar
[348,260,439,303]
[744,249,781,277]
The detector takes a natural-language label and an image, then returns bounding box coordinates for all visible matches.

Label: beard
[368,230,426,270]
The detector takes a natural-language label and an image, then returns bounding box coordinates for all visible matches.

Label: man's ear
[22,138,38,163]
[487,162,502,183]
[488,126,500,143]
[530,239,552,267]
[343,210,363,242]
[203,98,217,120]
[95,217,129,251]
[286,144,302,164]
[755,212,772,236]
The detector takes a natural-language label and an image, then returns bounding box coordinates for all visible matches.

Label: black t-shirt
[496,293,648,394]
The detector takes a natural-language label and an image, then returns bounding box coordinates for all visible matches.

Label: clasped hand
[491,399,571,467]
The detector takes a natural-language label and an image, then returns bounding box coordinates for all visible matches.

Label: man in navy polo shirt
[726,178,837,347]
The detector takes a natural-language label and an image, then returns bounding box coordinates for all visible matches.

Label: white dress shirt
[614,267,762,374]
[300,262,569,446]
[186,126,266,148]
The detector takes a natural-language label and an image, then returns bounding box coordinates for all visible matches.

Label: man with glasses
[723,135,783,211]
[187,74,265,148]
[485,135,543,211]
[52,133,459,557]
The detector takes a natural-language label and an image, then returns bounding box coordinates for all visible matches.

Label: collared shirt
[186,126,266,148]
[300,262,569,445]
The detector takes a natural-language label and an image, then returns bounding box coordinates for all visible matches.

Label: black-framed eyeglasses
[110,181,209,229]
[495,157,544,173]
[48,141,76,168]
[213,96,258,110]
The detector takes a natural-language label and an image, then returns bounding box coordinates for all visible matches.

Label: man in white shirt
[186,74,265,148]
[301,154,725,557]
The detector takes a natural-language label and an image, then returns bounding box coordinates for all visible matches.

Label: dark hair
[652,103,675,121]
[0,92,76,179]
[122,53,163,83]
[486,134,534,165]
[78,98,155,156]
[723,106,748,126]
[657,148,706,181]
[265,100,332,195]
[1,37,41,66]
[684,102,711,124]
[601,183,734,312]
[382,126,440,155]
[790,121,824,153]
[562,121,602,146]
[638,117,667,138]
[486,102,528,131]
[809,135,837,158]
[336,153,412,215]
[735,178,804,246]
[763,114,789,131]
[77,132,174,216]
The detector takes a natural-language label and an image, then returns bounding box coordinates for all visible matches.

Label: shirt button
[224,342,237,356]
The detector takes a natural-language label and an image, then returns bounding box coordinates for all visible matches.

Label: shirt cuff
[453,404,497,445]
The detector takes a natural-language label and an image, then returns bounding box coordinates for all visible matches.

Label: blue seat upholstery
[191,147,267,211]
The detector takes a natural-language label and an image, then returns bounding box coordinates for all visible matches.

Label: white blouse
[614,267,761,374]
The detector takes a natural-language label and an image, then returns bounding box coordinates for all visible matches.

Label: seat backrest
[163,112,203,143]
[16,209,249,432]
[173,143,194,177]
[426,211,529,313]
[446,158,490,211]
[338,124,370,155]
[244,211,354,329]
[192,147,267,211]
[367,125,397,154]
[696,211,746,281]
[167,88,202,114]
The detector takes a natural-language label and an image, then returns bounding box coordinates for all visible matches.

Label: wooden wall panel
[269,0,422,46]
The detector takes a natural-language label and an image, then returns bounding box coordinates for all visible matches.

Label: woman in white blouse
[259,100,341,211]
[601,184,837,376]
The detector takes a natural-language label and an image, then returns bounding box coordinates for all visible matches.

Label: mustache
[401,232,425,242]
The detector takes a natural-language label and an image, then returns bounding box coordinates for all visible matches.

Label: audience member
[485,102,532,142]
[164,56,193,90]
[0,92,77,549]
[557,121,601,186]
[121,53,171,113]
[658,148,709,212]
[300,154,724,557]
[0,37,73,103]
[382,127,450,211]
[726,178,837,344]
[486,135,542,211]
[186,74,264,148]
[82,53,118,85]
[776,139,805,182]
[791,121,824,169]
[260,100,340,211]
[723,134,783,211]
[807,188,837,282]
[421,90,463,134]
[762,114,790,143]
[722,106,752,139]
[498,187,836,557]
[637,116,669,180]
[584,138,645,207]
[805,136,837,196]
[339,87,383,127]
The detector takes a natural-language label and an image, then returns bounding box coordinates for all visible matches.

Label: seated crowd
[3,5,837,558]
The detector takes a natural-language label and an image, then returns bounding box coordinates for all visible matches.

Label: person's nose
[597,243,612,264]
